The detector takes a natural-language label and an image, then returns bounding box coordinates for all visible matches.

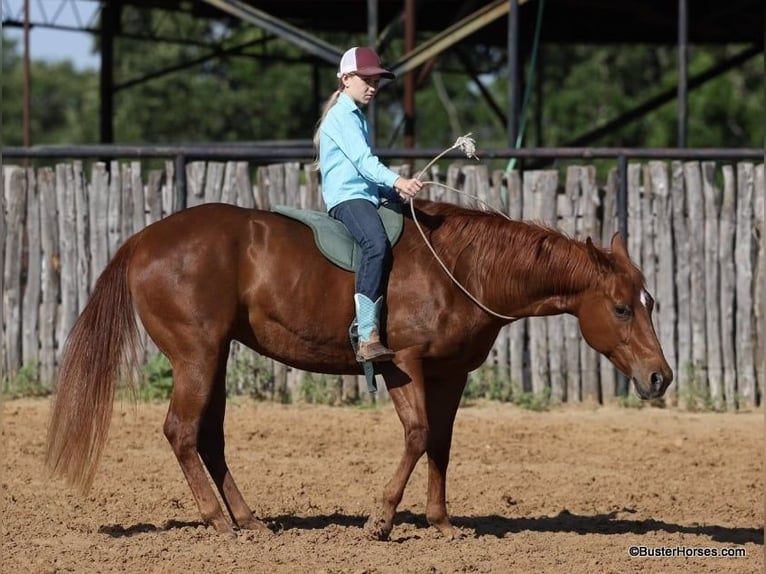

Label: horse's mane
[413,201,645,294]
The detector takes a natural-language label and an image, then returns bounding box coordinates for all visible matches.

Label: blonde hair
[311,89,342,171]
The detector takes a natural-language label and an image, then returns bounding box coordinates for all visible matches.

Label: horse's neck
[420,208,597,321]
[473,230,594,320]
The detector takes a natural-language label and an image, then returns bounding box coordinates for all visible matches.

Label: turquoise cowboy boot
[354,294,395,362]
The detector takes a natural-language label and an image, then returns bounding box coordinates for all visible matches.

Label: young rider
[313,46,422,362]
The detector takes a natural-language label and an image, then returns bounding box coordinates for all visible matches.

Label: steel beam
[6,145,760,162]
[404,0,416,148]
[508,0,520,148]
[114,38,269,92]
[677,0,688,147]
[100,1,118,144]
[201,0,342,65]
[390,0,531,77]
[367,0,379,144]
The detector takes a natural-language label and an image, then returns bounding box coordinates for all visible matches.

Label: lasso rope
[407,134,518,321]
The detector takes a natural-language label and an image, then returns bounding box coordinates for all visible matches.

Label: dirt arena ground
[2,397,763,573]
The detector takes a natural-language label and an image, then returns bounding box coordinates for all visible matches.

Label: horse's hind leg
[424,373,467,539]
[197,361,270,533]
[163,347,235,536]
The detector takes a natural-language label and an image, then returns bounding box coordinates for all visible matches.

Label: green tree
[3,21,762,151]
[2,36,99,146]
[410,43,763,152]
[523,44,762,149]
[110,9,319,143]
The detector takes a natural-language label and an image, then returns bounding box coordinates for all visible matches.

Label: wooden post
[285,162,301,207]
[735,163,756,408]
[89,163,109,291]
[185,162,206,207]
[38,167,59,386]
[303,165,320,211]
[236,162,254,209]
[162,160,175,216]
[640,165,657,301]
[146,170,164,224]
[120,162,134,241]
[445,163,461,205]
[131,160,145,232]
[22,168,40,372]
[267,164,286,210]
[719,166,737,410]
[648,161,677,405]
[627,164,643,270]
[56,164,78,360]
[255,166,270,210]
[538,171,562,402]
[671,161,691,401]
[754,164,765,402]
[74,161,90,314]
[684,162,708,394]
[4,167,27,379]
[0,167,6,378]
[701,162,723,408]
[221,162,237,205]
[107,160,122,259]
[205,162,225,204]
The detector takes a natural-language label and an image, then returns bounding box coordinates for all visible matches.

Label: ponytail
[312,90,342,171]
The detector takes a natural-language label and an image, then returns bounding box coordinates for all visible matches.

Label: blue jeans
[330,199,391,301]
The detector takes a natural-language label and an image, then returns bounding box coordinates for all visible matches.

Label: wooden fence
[1,159,763,409]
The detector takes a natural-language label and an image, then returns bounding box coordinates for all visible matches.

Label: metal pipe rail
[4,145,762,161]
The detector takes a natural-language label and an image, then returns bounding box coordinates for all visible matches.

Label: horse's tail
[45,235,142,494]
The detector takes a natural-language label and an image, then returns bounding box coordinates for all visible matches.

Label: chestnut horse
[45,199,672,540]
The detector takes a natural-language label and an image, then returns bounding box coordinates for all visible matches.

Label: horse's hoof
[431,520,464,540]
[441,526,465,540]
[237,516,272,535]
[364,516,392,541]
[210,519,237,538]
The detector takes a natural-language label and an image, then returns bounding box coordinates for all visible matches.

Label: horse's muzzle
[634,370,673,400]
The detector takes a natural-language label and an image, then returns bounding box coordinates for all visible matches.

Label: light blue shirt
[319,92,401,211]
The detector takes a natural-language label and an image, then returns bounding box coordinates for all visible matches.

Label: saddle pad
[272,202,404,272]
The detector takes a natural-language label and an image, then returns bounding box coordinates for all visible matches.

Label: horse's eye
[615,304,632,319]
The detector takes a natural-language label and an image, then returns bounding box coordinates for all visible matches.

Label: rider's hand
[394,177,423,199]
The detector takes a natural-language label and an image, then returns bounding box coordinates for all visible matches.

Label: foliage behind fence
[1,159,763,409]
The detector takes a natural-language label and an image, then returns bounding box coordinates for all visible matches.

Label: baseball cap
[337,47,395,80]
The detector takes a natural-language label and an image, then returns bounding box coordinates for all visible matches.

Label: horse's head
[576,233,673,400]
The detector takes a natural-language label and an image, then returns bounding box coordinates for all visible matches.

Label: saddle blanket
[272,202,404,271]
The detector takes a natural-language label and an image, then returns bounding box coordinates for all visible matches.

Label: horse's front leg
[369,352,429,540]
[425,373,468,539]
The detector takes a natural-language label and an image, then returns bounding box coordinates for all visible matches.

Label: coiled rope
[405,134,518,321]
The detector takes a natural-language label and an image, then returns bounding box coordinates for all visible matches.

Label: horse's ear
[585,236,613,274]
[610,232,630,260]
